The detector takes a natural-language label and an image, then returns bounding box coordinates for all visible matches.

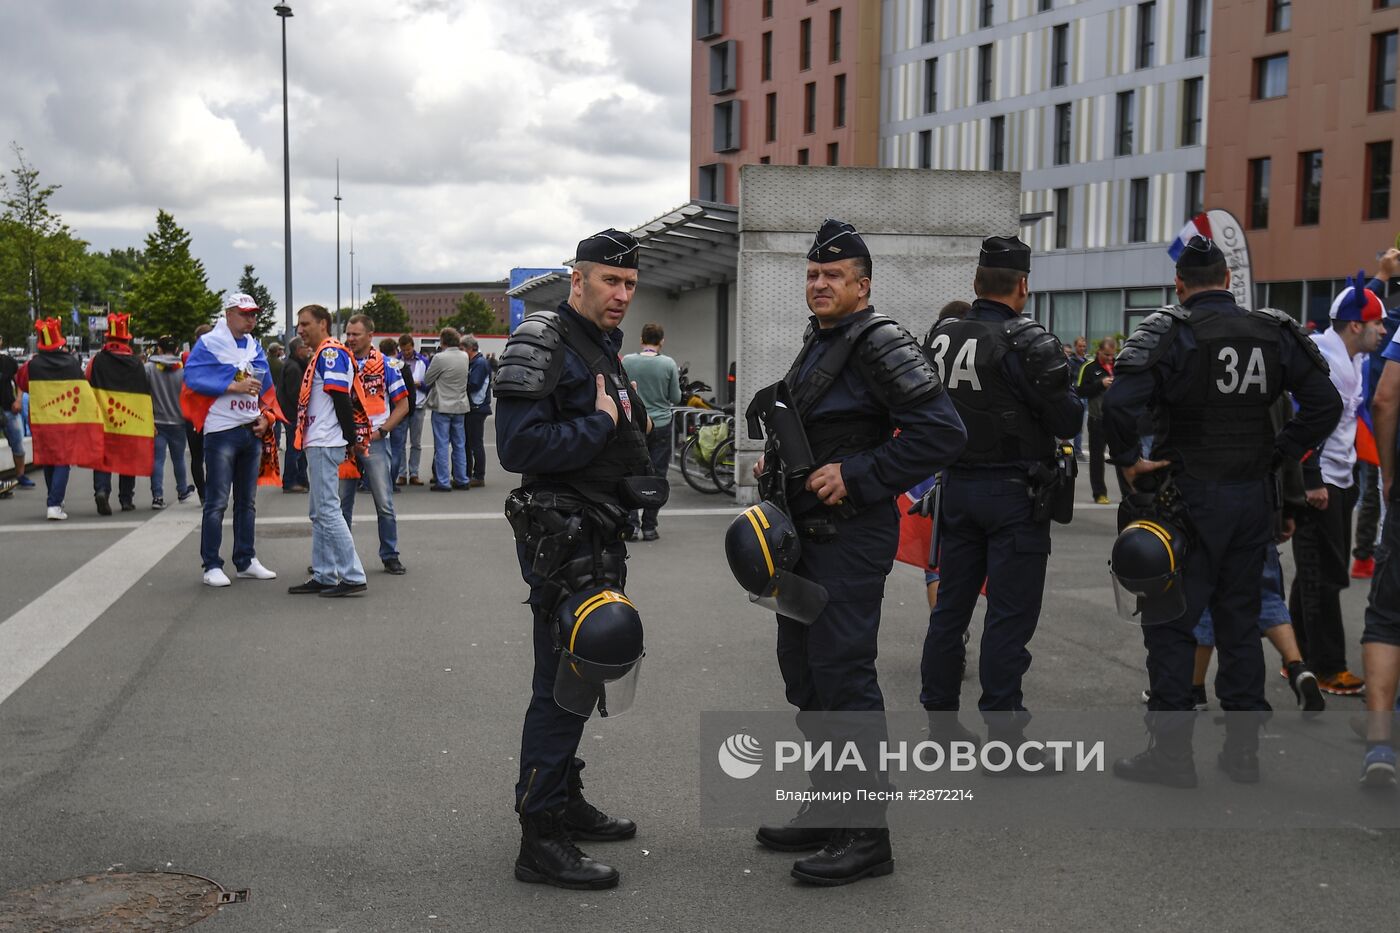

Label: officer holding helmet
[739,219,966,886]
[1104,235,1340,786]
[494,228,662,890]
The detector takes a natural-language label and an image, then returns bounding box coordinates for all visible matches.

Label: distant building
[369,281,511,333]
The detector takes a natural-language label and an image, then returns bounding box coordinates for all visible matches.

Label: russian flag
[1167,212,1214,262]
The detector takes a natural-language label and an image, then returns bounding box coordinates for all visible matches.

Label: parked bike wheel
[710,437,736,496]
[679,435,721,494]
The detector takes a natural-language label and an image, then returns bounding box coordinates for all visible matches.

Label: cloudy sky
[0,0,691,318]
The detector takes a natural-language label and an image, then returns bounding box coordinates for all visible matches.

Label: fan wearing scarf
[182,293,285,588]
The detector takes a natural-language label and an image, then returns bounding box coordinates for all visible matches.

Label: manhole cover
[0,872,248,932]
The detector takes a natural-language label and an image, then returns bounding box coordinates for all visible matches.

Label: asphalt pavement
[0,426,1396,932]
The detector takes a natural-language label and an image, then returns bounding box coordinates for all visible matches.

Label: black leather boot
[790,828,894,886]
[514,808,620,890]
[564,760,636,841]
[756,798,835,852]
[1112,734,1198,789]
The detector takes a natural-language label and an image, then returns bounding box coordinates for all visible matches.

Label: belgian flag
[88,350,155,476]
[25,351,105,470]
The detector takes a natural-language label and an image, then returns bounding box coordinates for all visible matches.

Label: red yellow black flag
[88,350,155,476]
[24,351,106,470]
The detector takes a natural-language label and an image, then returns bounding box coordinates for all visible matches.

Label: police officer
[919,236,1084,747]
[1104,236,1341,786]
[749,219,967,886]
[494,229,655,890]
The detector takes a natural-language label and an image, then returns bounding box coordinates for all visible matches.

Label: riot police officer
[919,236,1084,746]
[1104,236,1341,786]
[494,229,660,890]
[744,219,967,886]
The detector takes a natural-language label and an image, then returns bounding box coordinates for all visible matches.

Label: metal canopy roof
[507,200,738,305]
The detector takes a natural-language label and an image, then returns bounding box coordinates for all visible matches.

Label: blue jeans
[152,422,189,500]
[339,437,398,562]
[201,426,262,571]
[44,465,70,508]
[466,410,489,482]
[403,407,425,479]
[389,420,409,484]
[2,410,23,457]
[308,445,366,585]
[93,472,135,504]
[431,411,467,487]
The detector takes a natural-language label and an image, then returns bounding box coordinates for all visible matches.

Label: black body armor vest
[783,317,891,464]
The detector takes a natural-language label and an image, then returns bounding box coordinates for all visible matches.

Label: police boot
[926,711,980,747]
[790,828,894,887]
[564,760,636,841]
[756,797,835,852]
[1112,732,1198,789]
[515,807,620,890]
[1217,714,1262,784]
[982,715,1052,777]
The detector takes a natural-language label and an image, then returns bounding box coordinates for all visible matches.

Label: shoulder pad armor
[1005,316,1071,397]
[856,316,945,410]
[493,311,565,400]
[1251,306,1329,375]
[1116,305,1190,373]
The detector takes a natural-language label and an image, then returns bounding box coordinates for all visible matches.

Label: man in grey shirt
[621,322,681,539]
[145,335,192,508]
[424,327,473,491]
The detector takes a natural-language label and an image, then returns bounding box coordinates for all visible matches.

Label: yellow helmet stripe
[1127,520,1176,573]
[744,506,776,579]
[569,591,637,653]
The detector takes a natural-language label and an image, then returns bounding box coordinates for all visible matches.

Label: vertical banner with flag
[1169,210,1254,310]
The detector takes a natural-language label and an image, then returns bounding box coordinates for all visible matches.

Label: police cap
[808,218,870,264]
[1175,235,1225,272]
[576,229,640,269]
[978,235,1031,272]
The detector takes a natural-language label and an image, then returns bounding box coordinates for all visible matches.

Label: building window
[765,92,777,142]
[1116,91,1134,156]
[1181,77,1203,146]
[980,0,994,29]
[1368,141,1393,221]
[763,0,773,19]
[798,148,810,165]
[1129,177,1149,243]
[762,31,773,81]
[1054,187,1070,249]
[830,8,842,62]
[989,116,1006,171]
[1249,157,1272,228]
[1185,170,1204,220]
[923,58,938,113]
[1268,0,1291,33]
[709,41,737,94]
[759,156,771,164]
[800,18,812,70]
[1054,102,1072,165]
[827,142,840,165]
[1136,2,1155,69]
[1298,150,1323,226]
[696,0,721,40]
[714,100,741,152]
[978,44,994,102]
[1374,32,1398,112]
[1254,54,1288,100]
[1040,0,1053,11]
[922,0,937,43]
[803,82,817,133]
[1186,0,1207,58]
[698,163,725,202]
[834,74,847,127]
[1052,24,1069,87]
[918,130,933,169]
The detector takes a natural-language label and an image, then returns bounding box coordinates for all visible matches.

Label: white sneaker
[203,567,232,587]
[45,506,67,521]
[236,559,278,580]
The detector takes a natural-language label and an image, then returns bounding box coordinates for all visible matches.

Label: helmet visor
[553,651,644,719]
[748,569,829,625]
[1111,571,1188,626]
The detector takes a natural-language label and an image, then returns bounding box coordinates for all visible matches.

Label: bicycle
[709,434,736,496]
[678,417,732,495]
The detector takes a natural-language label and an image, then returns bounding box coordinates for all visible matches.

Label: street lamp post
[335,159,342,336]
[348,225,355,313]
[275,3,294,340]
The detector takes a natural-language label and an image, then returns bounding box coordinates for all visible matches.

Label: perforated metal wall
[735,165,1021,502]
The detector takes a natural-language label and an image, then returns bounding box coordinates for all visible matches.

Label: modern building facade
[1206,0,1400,324]
[880,0,1212,340]
[690,0,883,204]
[369,281,511,333]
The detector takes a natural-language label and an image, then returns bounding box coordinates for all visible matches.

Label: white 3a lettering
[928,336,983,390]
[1216,346,1267,394]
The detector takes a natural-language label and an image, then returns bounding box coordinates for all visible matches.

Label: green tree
[0,145,89,343]
[237,264,278,338]
[125,209,222,340]
[437,290,497,334]
[360,289,409,333]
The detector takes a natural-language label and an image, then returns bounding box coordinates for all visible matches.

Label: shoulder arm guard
[1005,317,1071,397]
[1115,305,1190,373]
[1251,306,1329,375]
[854,316,946,410]
[492,311,565,400]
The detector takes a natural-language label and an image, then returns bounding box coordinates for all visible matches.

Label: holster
[504,488,628,581]
[617,474,669,511]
